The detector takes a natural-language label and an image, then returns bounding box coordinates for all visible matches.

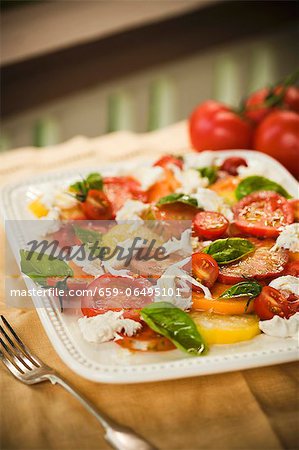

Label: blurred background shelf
[1,0,298,150]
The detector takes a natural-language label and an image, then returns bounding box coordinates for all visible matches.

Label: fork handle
[44,373,155,450]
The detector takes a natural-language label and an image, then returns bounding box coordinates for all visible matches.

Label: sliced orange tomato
[210,176,239,205]
[28,198,49,218]
[146,168,180,203]
[192,283,254,315]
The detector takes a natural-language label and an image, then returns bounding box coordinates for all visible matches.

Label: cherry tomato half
[153,155,183,170]
[192,253,219,289]
[81,189,114,220]
[253,110,299,179]
[220,157,248,176]
[233,191,294,238]
[189,100,252,151]
[254,286,298,320]
[289,199,299,222]
[193,211,229,240]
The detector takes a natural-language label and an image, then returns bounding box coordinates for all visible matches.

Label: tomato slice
[220,157,247,176]
[153,155,183,170]
[146,168,180,203]
[218,239,289,284]
[289,199,299,222]
[59,205,87,220]
[254,286,298,320]
[50,224,81,248]
[81,274,154,319]
[116,325,175,352]
[283,261,299,277]
[192,292,254,315]
[234,191,294,238]
[81,189,113,220]
[154,203,198,220]
[193,211,229,239]
[104,176,145,215]
[192,253,219,289]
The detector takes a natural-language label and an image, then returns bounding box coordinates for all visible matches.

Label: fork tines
[0,315,41,375]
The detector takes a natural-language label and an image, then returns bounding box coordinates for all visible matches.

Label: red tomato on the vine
[189,100,253,151]
[253,110,299,179]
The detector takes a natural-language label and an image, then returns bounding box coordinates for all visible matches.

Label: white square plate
[1,150,298,383]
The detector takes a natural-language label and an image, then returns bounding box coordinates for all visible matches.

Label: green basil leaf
[220,281,262,299]
[141,302,207,356]
[70,172,103,202]
[236,175,291,200]
[203,238,255,264]
[198,166,218,185]
[86,172,103,190]
[156,193,198,208]
[20,250,73,286]
[73,225,102,246]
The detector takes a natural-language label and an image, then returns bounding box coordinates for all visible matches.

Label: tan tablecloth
[1,122,298,450]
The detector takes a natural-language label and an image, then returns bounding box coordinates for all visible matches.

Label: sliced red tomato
[289,199,299,222]
[218,239,289,284]
[129,251,181,279]
[51,224,81,248]
[234,191,294,238]
[116,325,175,352]
[81,189,113,220]
[193,211,229,239]
[192,253,219,289]
[283,261,299,277]
[81,274,153,320]
[153,155,183,170]
[154,202,198,220]
[104,176,145,215]
[146,168,180,203]
[254,286,298,320]
[220,157,248,176]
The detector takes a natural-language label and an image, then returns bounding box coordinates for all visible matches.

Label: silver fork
[0,315,156,450]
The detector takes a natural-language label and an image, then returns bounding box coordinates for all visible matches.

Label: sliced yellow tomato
[191,311,260,345]
[210,176,239,205]
[28,198,49,218]
[102,223,164,249]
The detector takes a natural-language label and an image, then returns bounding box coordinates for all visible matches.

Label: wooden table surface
[0,123,298,450]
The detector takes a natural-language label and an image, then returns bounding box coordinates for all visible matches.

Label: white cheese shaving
[70,246,104,277]
[269,276,299,297]
[259,313,299,339]
[168,164,208,193]
[154,256,212,310]
[78,311,142,343]
[163,229,192,255]
[115,199,149,221]
[274,223,299,253]
[183,151,217,170]
[53,191,78,209]
[102,260,133,278]
[192,188,233,221]
[132,166,164,190]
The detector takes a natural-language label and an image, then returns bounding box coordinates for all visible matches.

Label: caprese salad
[23,152,299,356]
